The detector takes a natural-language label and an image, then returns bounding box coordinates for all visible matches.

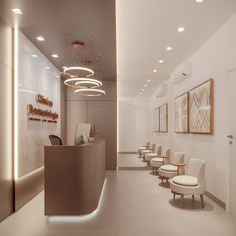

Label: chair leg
[192,195,195,201]
[200,194,204,209]
[180,195,184,208]
[152,167,154,173]
[161,177,163,183]
[173,192,176,201]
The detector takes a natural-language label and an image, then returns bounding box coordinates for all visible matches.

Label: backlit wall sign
[27,94,58,123]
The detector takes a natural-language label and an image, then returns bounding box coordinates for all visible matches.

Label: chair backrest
[151,143,156,153]
[49,135,63,146]
[187,158,205,185]
[156,145,162,155]
[146,141,151,149]
[161,147,170,157]
[172,152,184,163]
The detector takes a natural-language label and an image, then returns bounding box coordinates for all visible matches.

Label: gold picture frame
[189,79,214,134]
[159,103,168,133]
[154,107,160,132]
[175,92,189,133]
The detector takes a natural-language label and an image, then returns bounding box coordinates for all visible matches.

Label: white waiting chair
[150,147,170,173]
[170,158,206,209]
[141,143,156,161]
[137,141,150,158]
[159,152,185,183]
[145,145,162,164]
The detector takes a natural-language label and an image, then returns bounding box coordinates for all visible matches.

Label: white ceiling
[116,0,236,98]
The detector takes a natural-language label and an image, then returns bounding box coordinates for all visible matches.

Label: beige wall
[66,81,117,170]
[0,18,14,222]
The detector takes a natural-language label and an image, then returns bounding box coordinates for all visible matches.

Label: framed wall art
[154,107,160,132]
[175,92,189,133]
[159,103,168,133]
[189,79,214,134]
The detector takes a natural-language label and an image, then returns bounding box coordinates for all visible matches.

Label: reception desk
[44,139,105,216]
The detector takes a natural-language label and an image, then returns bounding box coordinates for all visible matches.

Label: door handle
[227,135,234,139]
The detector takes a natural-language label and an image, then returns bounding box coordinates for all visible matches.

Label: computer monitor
[74,123,91,145]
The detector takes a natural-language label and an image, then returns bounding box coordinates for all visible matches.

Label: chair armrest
[171,162,186,167]
[160,155,169,159]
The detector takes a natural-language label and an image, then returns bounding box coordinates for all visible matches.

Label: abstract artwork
[189,79,213,134]
[159,104,168,132]
[154,107,160,132]
[175,92,189,133]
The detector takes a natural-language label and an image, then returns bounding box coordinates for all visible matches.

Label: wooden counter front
[44,139,105,216]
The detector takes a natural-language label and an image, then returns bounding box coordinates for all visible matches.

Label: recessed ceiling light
[11,8,23,15]
[195,0,204,2]
[144,84,147,87]
[32,54,38,58]
[52,54,59,58]
[56,75,60,78]
[147,80,151,82]
[158,60,164,63]
[153,69,157,73]
[36,36,45,41]
[46,66,50,69]
[166,46,172,51]
[142,88,145,91]
[178,27,185,32]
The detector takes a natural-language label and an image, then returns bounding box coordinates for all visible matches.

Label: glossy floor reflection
[0,157,236,236]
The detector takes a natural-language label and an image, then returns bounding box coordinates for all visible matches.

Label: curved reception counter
[44,139,105,216]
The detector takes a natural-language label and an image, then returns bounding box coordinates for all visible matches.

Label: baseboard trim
[205,191,226,209]
[118,166,150,170]
[15,167,44,211]
[118,152,137,154]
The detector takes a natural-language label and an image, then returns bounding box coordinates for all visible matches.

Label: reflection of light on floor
[47,179,107,222]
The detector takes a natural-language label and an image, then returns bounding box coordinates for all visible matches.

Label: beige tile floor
[0,155,236,236]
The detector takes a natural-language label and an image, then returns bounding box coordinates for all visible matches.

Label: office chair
[49,135,63,146]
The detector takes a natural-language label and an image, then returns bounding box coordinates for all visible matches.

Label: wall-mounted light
[14,27,19,179]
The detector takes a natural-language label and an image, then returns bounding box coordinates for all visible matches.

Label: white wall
[18,32,61,177]
[118,98,151,152]
[150,13,236,203]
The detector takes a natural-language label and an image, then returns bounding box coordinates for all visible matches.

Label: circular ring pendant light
[64,77,102,88]
[62,39,105,96]
[63,66,94,78]
[75,88,106,96]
